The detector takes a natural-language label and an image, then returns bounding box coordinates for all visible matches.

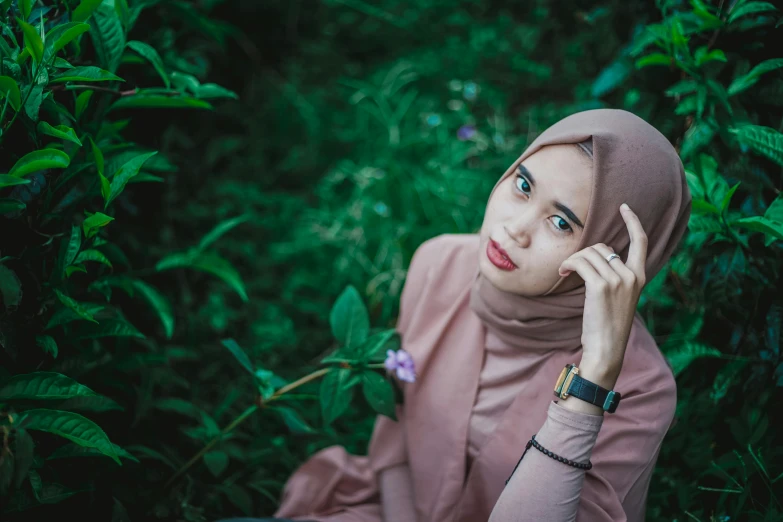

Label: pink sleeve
[489,400,610,522]
[378,464,418,522]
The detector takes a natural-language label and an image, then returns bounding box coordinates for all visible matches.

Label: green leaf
[11,430,34,489]
[730,125,783,166]
[0,198,26,214]
[75,90,93,119]
[54,289,98,323]
[153,398,204,419]
[721,182,741,213]
[272,406,316,434]
[74,318,146,339]
[0,264,22,310]
[130,279,174,339]
[666,341,723,376]
[320,369,353,426]
[728,58,783,96]
[36,335,58,358]
[106,151,157,207]
[590,59,633,98]
[109,94,213,111]
[20,0,32,20]
[52,66,123,83]
[765,194,783,222]
[732,216,783,240]
[8,149,70,177]
[37,122,83,146]
[203,450,229,477]
[680,119,717,159]
[0,372,99,400]
[66,265,87,278]
[220,339,255,375]
[44,22,91,59]
[635,53,671,68]
[56,395,123,412]
[19,409,120,465]
[57,225,82,277]
[197,215,251,252]
[82,211,114,238]
[665,80,698,96]
[45,302,104,329]
[23,84,44,121]
[72,0,104,22]
[329,286,370,349]
[727,1,778,24]
[89,4,125,72]
[74,249,112,267]
[156,251,248,301]
[695,47,726,66]
[127,40,170,88]
[361,371,396,420]
[0,75,21,111]
[48,442,139,463]
[17,18,43,64]
[0,174,31,189]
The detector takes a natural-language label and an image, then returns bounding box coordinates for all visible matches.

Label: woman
[242,108,691,522]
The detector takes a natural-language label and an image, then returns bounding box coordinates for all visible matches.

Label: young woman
[240,108,691,522]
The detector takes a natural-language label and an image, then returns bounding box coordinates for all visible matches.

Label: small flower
[426,114,442,127]
[463,81,478,101]
[457,125,476,141]
[384,349,416,383]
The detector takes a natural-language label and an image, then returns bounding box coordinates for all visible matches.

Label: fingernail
[621,203,629,211]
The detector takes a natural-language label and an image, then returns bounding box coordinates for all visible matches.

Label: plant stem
[165,367,331,488]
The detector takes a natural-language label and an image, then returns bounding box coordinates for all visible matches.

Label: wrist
[577,358,620,391]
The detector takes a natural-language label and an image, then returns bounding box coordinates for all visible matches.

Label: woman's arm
[488,361,615,522]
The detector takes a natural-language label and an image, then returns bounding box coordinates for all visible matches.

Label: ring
[606,253,621,263]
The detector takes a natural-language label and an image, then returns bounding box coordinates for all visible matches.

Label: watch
[553,363,621,414]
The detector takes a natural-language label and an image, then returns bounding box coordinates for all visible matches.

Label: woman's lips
[487,239,517,271]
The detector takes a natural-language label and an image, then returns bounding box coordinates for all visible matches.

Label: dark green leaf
[74,318,146,339]
[730,125,783,166]
[0,265,22,310]
[47,442,138,463]
[35,335,58,358]
[89,4,125,72]
[330,286,370,349]
[52,66,123,83]
[109,93,213,111]
[54,289,98,324]
[320,369,353,426]
[37,122,82,146]
[156,250,248,301]
[127,40,170,88]
[727,1,778,24]
[0,175,30,189]
[728,59,783,96]
[197,215,251,251]
[0,372,98,400]
[106,151,157,207]
[273,406,316,434]
[44,22,90,59]
[203,450,228,477]
[220,339,255,375]
[0,75,21,111]
[361,371,397,420]
[17,18,43,64]
[72,0,103,22]
[8,149,70,177]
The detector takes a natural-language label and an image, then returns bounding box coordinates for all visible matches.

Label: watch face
[553,367,569,395]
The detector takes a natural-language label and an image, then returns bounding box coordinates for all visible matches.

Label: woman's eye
[515,174,531,194]
[552,217,572,232]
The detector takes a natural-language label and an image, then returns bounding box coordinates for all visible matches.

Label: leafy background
[1,0,783,520]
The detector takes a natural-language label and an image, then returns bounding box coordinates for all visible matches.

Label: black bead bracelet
[505,434,593,485]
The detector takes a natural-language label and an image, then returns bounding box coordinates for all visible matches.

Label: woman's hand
[558,203,649,391]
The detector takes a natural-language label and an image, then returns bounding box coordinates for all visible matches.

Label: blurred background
[1,0,782,520]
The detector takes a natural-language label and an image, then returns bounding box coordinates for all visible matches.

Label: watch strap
[555,364,621,413]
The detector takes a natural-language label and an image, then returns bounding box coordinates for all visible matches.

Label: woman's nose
[503,221,532,248]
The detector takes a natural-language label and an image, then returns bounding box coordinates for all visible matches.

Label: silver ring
[606,253,621,263]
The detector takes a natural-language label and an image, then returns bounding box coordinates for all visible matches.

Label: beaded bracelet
[505,434,592,485]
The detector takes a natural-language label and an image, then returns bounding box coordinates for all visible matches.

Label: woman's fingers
[619,204,648,285]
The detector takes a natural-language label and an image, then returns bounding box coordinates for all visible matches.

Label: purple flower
[384,349,416,383]
[457,125,476,141]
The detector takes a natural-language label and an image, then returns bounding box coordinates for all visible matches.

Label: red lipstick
[487,239,517,271]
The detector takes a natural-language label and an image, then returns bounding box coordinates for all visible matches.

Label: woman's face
[478,143,593,296]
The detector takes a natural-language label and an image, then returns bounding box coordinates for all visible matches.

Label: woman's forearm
[489,400,604,522]
[379,463,418,522]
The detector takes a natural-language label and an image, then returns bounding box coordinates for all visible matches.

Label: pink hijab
[274,109,692,521]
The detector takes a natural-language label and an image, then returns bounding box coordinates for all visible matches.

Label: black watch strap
[554,364,621,413]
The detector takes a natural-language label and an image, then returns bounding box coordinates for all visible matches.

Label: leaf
[52,66,123,83]
[765,194,783,223]
[35,335,58,358]
[0,372,98,401]
[680,119,717,159]
[727,1,778,24]
[109,94,213,111]
[721,182,741,213]
[0,265,22,310]
[273,406,316,434]
[0,75,21,111]
[665,342,723,377]
[203,450,228,477]
[0,174,31,189]
[156,251,248,301]
[82,211,114,238]
[222,484,252,515]
[220,339,255,375]
[730,125,783,166]
[89,4,125,72]
[728,58,783,96]
[44,22,91,59]
[198,215,251,251]
[55,395,123,412]
[37,122,83,146]
[74,318,146,339]
[20,0,32,20]
[17,18,43,64]
[74,249,112,268]
[19,409,120,465]
[54,289,98,324]
[635,53,671,68]
[11,430,34,489]
[361,371,396,420]
[72,0,104,22]
[23,84,44,121]
[45,302,104,329]
[329,286,370,349]
[732,216,783,240]
[47,442,138,463]
[320,369,354,426]
[0,198,25,214]
[106,151,157,207]
[8,149,70,177]
[127,40,170,88]
[75,90,93,119]
[130,279,174,339]
[153,398,204,420]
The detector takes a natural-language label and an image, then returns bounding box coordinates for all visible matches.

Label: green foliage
[2,0,782,520]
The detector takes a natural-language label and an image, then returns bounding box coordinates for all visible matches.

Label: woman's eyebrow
[517,165,585,230]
